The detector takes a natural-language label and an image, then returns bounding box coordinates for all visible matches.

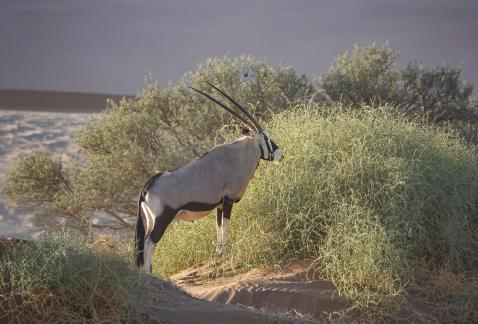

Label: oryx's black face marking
[257,131,284,163]
[241,127,283,162]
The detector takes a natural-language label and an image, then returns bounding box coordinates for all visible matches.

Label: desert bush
[0,233,146,323]
[400,61,475,123]
[2,152,68,207]
[2,55,314,233]
[317,44,401,107]
[0,152,89,232]
[179,55,314,119]
[317,44,478,130]
[153,105,478,313]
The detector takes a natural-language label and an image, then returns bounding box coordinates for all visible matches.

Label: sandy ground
[0,109,93,238]
[171,262,348,322]
[147,277,313,324]
[0,90,130,113]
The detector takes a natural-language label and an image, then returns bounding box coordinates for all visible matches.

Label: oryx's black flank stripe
[151,195,237,242]
[179,201,222,212]
[149,200,222,244]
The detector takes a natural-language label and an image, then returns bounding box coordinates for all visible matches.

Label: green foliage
[2,55,313,233]
[2,152,68,208]
[317,44,477,130]
[1,49,477,321]
[180,55,314,119]
[0,234,146,323]
[401,61,475,123]
[154,105,478,312]
[317,44,401,106]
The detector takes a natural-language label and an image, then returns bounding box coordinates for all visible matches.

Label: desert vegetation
[156,106,478,321]
[2,44,477,321]
[0,234,146,323]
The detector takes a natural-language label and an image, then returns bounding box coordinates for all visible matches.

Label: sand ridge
[0,90,132,113]
[171,262,348,322]
[146,277,307,324]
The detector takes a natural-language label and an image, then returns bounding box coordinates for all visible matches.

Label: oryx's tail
[135,192,146,268]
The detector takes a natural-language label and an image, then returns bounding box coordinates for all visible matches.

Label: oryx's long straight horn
[205,81,263,132]
[190,86,255,129]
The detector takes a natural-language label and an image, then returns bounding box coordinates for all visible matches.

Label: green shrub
[317,44,477,129]
[154,105,478,309]
[317,44,401,106]
[0,233,145,323]
[400,61,475,123]
[2,152,67,208]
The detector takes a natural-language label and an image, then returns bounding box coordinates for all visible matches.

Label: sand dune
[171,262,348,322]
[148,277,308,324]
[0,110,93,238]
[0,90,132,113]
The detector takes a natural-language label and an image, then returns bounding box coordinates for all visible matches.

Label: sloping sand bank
[171,263,348,322]
[147,278,305,324]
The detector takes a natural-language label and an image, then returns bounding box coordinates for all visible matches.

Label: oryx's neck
[234,135,262,165]
[220,136,261,201]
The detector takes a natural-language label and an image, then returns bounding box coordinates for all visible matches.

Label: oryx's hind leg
[216,197,233,256]
[143,237,155,274]
[216,208,223,255]
[145,206,176,273]
[139,199,157,273]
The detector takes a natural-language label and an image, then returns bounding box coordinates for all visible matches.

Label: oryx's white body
[135,82,283,273]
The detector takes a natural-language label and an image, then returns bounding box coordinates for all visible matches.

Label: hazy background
[0,0,477,95]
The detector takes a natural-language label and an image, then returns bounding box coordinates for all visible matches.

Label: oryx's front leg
[216,197,233,255]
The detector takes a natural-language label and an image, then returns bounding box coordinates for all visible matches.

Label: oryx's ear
[241,126,252,136]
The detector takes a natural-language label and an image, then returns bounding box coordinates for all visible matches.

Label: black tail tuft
[135,201,145,268]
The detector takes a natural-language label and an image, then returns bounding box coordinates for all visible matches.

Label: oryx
[135,82,284,273]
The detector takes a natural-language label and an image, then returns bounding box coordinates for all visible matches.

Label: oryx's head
[190,81,284,164]
[241,127,283,163]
